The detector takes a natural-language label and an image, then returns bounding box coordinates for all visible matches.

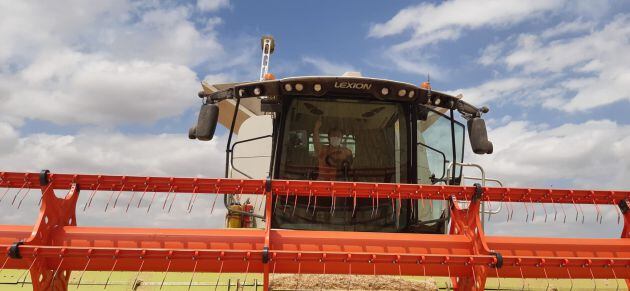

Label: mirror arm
[199,88,236,103]
[455,99,489,120]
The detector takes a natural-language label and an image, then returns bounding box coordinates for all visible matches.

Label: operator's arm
[313,117,322,154]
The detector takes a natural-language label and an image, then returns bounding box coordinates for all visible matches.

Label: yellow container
[226,204,243,228]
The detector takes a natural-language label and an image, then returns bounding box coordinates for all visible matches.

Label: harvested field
[270,274,437,290]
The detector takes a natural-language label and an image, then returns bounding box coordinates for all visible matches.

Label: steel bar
[1,171,628,204]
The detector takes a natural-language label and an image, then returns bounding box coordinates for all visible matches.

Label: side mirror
[467,118,493,154]
[189,103,219,141]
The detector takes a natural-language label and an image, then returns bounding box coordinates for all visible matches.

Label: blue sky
[1,0,629,235]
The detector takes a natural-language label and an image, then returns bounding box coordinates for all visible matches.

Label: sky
[0,0,629,237]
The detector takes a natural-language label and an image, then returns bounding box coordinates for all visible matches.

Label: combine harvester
[1,36,629,290]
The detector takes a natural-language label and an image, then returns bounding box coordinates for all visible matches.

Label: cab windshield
[275,97,409,232]
[279,98,408,183]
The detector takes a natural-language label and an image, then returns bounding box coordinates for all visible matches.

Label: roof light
[314,84,322,92]
[295,83,304,92]
[398,89,406,97]
[238,89,245,97]
[381,88,389,95]
[434,97,441,105]
[253,87,262,96]
[408,90,415,98]
[284,84,292,92]
[263,73,276,80]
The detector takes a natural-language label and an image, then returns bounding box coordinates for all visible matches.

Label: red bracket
[619,199,630,288]
[17,171,79,291]
[263,178,273,291]
[448,184,493,290]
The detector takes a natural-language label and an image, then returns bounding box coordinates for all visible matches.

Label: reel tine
[243,255,251,289]
[615,200,622,224]
[519,264,526,291]
[530,197,536,222]
[108,184,124,212]
[506,196,513,222]
[162,185,174,211]
[19,256,38,287]
[542,264,550,291]
[348,255,353,291]
[104,253,120,290]
[566,264,574,291]
[125,185,149,213]
[410,191,416,218]
[587,261,597,291]
[331,184,337,216]
[572,197,579,222]
[16,188,31,209]
[593,197,603,224]
[578,203,585,224]
[375,188,380,216]
[560,200,567,223]
[137,181,150,208]
[550,195,558,222]
[83,184,99,211]
[283,189,289,213]
[313,192,318,216]
[351,186,357,218]
[274,191,280,212]
[147,190,158,213]
[210,185,220,214]
[187,183,198,213]
[370,189,375,218]
[610,261,620,291]
[446,263,452,291]
[167,186,178,213]
[494,265,501,291]
[104,188,116,212]
[188,253,199,291]
[523,200,530,223]
[113,185,128,210]
[187,186,200,214]
[214,256,224,291]
[0,187,11,204]
[76,254,91,289]
[131,255,145,291]
[10,181,28,206]
[540,200,548,223]
[306,183,313,214]
[0,256,8,275]
[49,255,65,289]
[160,255,173,290]
[292,191,298,217]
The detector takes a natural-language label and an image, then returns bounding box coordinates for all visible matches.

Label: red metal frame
[1,171,629,290]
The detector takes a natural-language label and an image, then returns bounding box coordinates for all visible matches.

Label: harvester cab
[190,35,493,234]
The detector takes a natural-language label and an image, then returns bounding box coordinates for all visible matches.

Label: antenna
[259,35,275,81]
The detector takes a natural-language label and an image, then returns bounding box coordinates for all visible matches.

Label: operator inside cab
[313,117,353,181]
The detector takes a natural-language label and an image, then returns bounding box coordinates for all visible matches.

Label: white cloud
[367,0,569,79]
[197,0,229,12]
[302,56,356,76]
[0,50,200,126]
[474,15,630,111]
[541,19,595,39]
[0,130,226,177]
[468,119,630,189]
[369,0,565,46]
[0,0,237,127]
[447,77,539,105]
